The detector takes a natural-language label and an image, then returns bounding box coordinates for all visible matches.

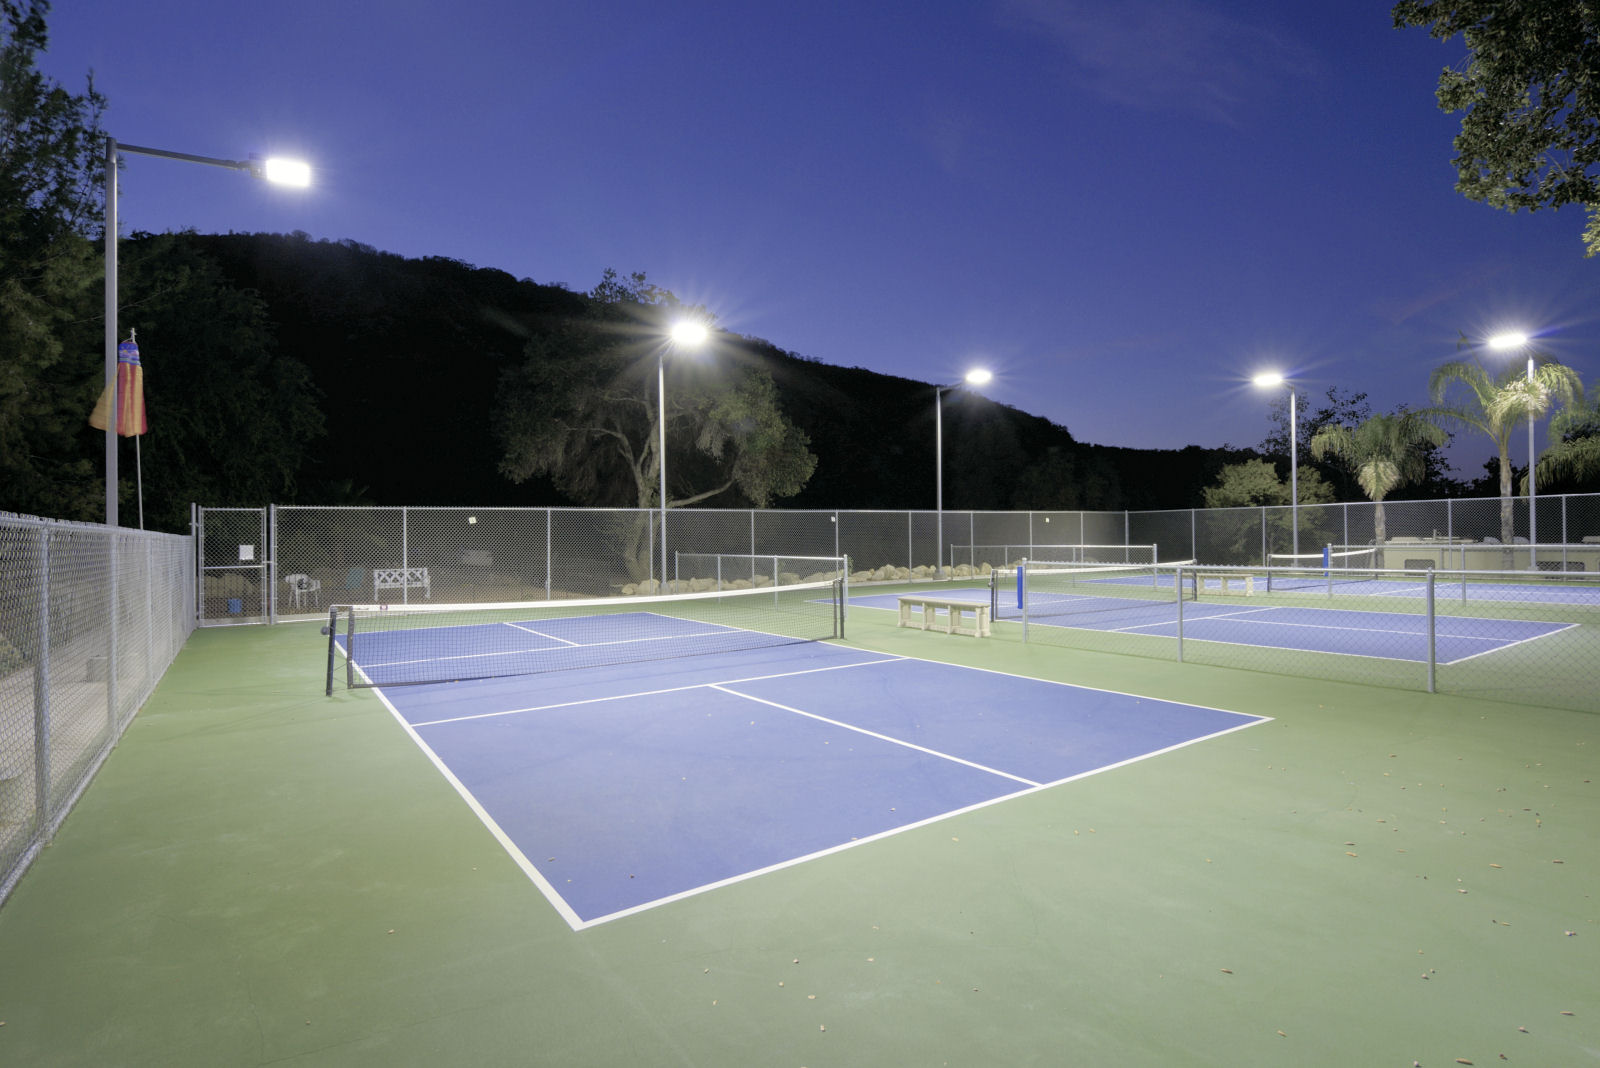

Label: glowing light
[670,321,709,347]
[1252,372,1285,387]
[262,158,311,186]
[1487,331,1529,350]
[964,368,993,386]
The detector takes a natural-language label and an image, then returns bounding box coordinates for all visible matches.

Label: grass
[0,595,1595,1066]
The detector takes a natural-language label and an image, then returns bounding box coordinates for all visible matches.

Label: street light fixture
[1488,330,1537,566]
[103,138,311,527]
[935,368,992,577]
[1252,371,1298,556]
[658,320,710,588]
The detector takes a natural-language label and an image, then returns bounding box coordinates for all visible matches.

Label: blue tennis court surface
[371,641,1266,929]
[850,587,1575,665]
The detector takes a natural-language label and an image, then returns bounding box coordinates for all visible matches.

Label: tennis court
[346,606,1265,927]
[850,564,1581,666]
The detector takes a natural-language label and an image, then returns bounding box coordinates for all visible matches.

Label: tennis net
[325,578,843,692]
[990,562,1197,626]
[1265,546,1378,592]
[949,543,1157,568]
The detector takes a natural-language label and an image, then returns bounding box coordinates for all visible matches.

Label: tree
[1392,0,1600,255]
[494,271,816,577]
[1261,387,1372,501]
[1010,446,1122,510]
[1426,353,1583,542]
[1309,411,1448,545]
[112,234,324,530]
[1201,459,1334,563]
[1532,384,1600,490]
[0,0,108,515]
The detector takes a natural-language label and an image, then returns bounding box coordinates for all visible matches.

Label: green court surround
[0,596,1595,1066]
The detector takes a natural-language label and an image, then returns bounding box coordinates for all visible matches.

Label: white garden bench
[373,567,431,600]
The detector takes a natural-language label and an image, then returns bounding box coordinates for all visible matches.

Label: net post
[835,577,845,639]
[345,608,358,690]
[1019,562,1030,642]
[324,606,339,696]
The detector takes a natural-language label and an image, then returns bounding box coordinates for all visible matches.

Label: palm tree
[1310,412,1447,546]
[1531,386,1599,491]
[1425,356,1583,544]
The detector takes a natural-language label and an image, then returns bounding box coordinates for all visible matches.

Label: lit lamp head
[250,156,312,187]
[964,368,993,387]
[670,320,709,348]
[1252,371,1286,389]
[1487,331,1530,351]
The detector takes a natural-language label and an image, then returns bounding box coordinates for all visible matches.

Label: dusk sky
[40,0,1600,476]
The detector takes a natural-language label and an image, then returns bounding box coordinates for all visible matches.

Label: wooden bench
[374,567,431,600]
[897,594,991,637]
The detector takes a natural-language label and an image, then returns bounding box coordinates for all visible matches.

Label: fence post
[1426,568,1436,694]
[33,526,52,840]
[267,504,278,623]
[401,507,410,605]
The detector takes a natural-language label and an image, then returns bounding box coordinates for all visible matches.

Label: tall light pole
[1252,372,1298,556]
[1488,330,1537,566]
[658,319,709,589]
[935,368,992,577]
[103,139,311,527]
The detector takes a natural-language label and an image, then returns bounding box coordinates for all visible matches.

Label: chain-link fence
[255,495,1599,621]
[0,513,195,903]
[1131,493,1600,568]
[212,495,1599,714]
[258,505,1135,620]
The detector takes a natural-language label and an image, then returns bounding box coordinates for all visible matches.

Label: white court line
[366,625,744,669]
[364,681,586,930]
[1180,606,1577,643]
[570,711,1269,930]
[505,621,580,646]
[410,654,908,728]
[1438,622,1580,665]
[373,647,1271,932]
[708,683,1041,787]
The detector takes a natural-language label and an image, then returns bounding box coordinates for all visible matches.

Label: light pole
[1488,330,1537,567]
[658,319,709,589]
[935,368,992,577]
[1252,372,1298,556]
[103,139,310,527]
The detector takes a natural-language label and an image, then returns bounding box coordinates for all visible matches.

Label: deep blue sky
[40,0,1599,475]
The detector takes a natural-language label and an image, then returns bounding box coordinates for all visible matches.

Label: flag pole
[132,328,143,530]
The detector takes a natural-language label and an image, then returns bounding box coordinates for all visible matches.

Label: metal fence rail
[0,513,195,904]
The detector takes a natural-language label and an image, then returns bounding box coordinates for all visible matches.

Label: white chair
[283,573,322,610]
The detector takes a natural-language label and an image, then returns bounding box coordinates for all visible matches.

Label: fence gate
[195,506,271,625]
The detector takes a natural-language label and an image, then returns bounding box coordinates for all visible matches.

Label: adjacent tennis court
[850,564,1581,666]
[350,621,1265,927]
